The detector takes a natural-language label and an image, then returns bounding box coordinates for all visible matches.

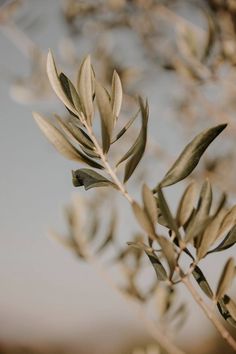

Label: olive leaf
[145,250,168,281]
[215,258,235,301]
[192,265,213,299]
[77,55,94,125]
[207,225,236,254]
[33,112,102,169]
[217,205,236,239]
[111,70,122,120]
[67,121,94,149]
[217,296,236,328]
[132,201,156,240]
[96,81,115,153]
[142,184,158,227]
[196,209,226,260]
[46,50,78,116]
[159,124,227,188]
[176,181,197,227]
[158,236,176,278]
[72,169,116,190]
[157,188,181,241]
[111,109,140,144]
[118,98,148,183]
[59,73,82,113]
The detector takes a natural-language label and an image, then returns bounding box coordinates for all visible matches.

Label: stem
[85,249,186,354]
[182,276,236,351]
[81,116,133,204]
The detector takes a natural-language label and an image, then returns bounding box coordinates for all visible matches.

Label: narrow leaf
[111,70,122,120]
[96,81,114,153]
[217,296,236,327]
[145,251,168,281]
[142,184,158,227]
[207,225,236,254]
[159,124,227,188]
[192,265,213,299]
[77,55,94,125]
[123,98,148,182]
[216,258,235,301]
[72,169,116,190]
[59,73,82,113]
[158,236,176,278]
[176,181,197,226]
[132,201,156,239]
[46,51,78,116]
[111,109,140,144]
[222,295,236,322]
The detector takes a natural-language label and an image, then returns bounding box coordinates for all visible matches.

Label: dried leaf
[72,168,116,190]
[176,181,197,226]
[215,258,235,301]
[159,124,227,188]
[46,51,78,116]
[96,81,114,153]
[192,265,213,299]
[77,55,94,125]
[132,201,156,239]
[217,205,236,239]
[111,70,122,120]
[67,121,94,149]
[59,73,82,113]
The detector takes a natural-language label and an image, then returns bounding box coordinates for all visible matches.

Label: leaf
[145,251,168,281]
[111,109,140,144]
[67,121,94,149]
[77,55,94,125]
[176,181,197,226]
[111,70,122,120]
[196,209,226,260]
[72,169,116,190]
[46,50,78,116]
[207,225,236,254]
[142,184,158,227]
[158,236,176,278]
[217,296,236,328]
[59,73,82,113]
[217,205,236,239]
[159,124,227,188]
[157,188,180,241]
[132,201,156,239]
[122,98,148,183]
[192,265,213,299]
[96,81,114,153]
[215,258,235,301]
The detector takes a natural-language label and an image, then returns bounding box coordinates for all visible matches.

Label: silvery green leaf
[145,250,168,281]
[111,109,140,144]
[159,124,227,188]
[111,70,122,120]
[157,188,180,241]
[176,181,197,226]
[217,296,236,327]
[207,225,236,254]
[59,73,82,113]
[77,55,94,125]
[142,184,158,227]
[132,201,156,240]
[122,98,148,183]
[67,121,94,149]
[72,169,116,190]
[192,265,213,299]
[96,81,114,153]
[46,50,78,116]
[196,209,226,260]
[158,236,176,278]
[215,258,235,301]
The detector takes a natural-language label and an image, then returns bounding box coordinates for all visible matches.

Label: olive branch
[34,52,236,353]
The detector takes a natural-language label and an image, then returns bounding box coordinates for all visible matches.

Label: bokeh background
[0,1,236,353]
